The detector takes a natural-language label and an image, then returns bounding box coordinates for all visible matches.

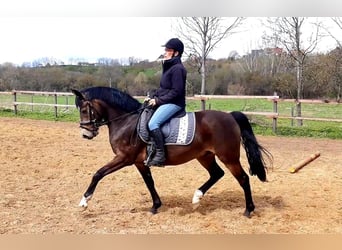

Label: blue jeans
[148,103,182,131]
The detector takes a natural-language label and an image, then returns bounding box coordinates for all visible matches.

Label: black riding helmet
[163,38,184,56]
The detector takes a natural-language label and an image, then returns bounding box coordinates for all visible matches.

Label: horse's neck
[107,112,138,134]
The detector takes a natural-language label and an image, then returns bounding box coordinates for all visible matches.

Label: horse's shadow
[155,190,285,216]
[80,190,285,218]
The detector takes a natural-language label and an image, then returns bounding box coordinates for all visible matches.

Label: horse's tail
[231,111,273,182]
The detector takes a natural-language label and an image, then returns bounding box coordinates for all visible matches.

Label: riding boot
[148,128,166,167]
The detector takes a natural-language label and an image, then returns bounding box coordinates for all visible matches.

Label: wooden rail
[13,102,75,108]
[1,91,341,131]
[278,116,342,123]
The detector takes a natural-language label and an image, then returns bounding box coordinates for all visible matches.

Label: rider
[146,38,187,167]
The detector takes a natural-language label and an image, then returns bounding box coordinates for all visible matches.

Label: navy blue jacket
[153,56,187,110]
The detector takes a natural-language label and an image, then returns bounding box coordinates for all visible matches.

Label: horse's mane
[79,86,142,112]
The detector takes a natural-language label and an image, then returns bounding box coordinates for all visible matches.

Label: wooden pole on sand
[289,152,321,173]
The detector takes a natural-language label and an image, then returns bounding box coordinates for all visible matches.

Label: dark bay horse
[72,86,272,217]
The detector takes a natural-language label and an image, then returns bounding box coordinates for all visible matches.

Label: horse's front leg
[135,163,162,214]
[79,156,128,208]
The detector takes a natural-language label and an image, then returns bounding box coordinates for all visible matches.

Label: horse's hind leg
[224,161,255,217]
[135,163,162,214]
[193,152,225,208]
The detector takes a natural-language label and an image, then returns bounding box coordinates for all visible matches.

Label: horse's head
[72,86,142,139]
[72,89,102,140]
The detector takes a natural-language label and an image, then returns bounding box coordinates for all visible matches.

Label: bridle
[79,101,105,132]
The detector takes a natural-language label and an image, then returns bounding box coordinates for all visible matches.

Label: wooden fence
[0,90,75,118]
[194,94,280,132]
[194,94,342,133]
[0,91,341,132]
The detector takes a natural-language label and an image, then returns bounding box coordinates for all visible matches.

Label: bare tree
[265,17,322,126]
[329,18,342,102]
[97,58,122,88]
[174,17,244,108]
[327,17,342,47]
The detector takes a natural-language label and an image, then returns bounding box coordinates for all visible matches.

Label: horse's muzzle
[80,128,99,140]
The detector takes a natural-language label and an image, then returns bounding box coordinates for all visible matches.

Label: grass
[0,107,79,122]
[0,93,341,139]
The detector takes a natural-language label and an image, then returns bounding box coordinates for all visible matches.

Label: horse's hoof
[192,202,200,210]
[192,190,203,204]
[243,209,252,218]
[78,196,91,208]
[150,207,158,214]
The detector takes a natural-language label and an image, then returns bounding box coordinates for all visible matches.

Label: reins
[94,103,151,128]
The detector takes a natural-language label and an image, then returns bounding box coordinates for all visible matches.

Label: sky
[0,17,176,64]
[0,1,340,65]
[0,17,264,65]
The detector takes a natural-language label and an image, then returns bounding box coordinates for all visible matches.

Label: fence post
[201,99,206,110]
[31,94,34,112]
[54,91,58,118]
[272,92,278,133]
[66,96,69,111]
[296,100,303,126]
[13,90,17,115]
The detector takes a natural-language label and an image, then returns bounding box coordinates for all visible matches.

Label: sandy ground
[0,117,341,234]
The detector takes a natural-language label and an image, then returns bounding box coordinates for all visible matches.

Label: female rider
[146,38,187,167]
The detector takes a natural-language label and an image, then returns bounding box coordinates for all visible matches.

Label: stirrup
[145,157,165,167]
[148,161,165,167]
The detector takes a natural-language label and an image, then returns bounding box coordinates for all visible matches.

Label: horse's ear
[71,89,85,100]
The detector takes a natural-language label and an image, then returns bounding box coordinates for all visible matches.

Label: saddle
[137,107,196,146]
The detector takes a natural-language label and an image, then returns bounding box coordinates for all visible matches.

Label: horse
[72,86,272,217]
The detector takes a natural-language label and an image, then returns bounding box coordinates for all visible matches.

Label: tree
[175,17,244,108]
[326,17,342,47]
[325,18,342,102]
[265,17,322,125]
[328,48,342,102]
[239,47,288,78]
[0,63,20,90]
[96,58,122,88]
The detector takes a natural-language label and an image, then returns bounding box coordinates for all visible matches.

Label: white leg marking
[192,190,203,204]
[79,195,92,208]
[192,190,203,210]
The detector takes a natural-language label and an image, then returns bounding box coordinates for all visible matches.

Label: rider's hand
[148,98,157,106]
